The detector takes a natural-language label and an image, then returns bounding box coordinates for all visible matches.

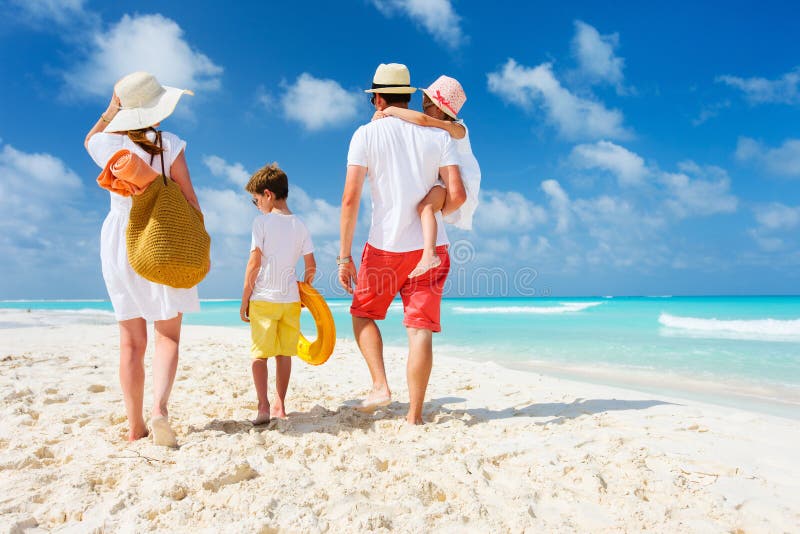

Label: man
[338,63,466,425]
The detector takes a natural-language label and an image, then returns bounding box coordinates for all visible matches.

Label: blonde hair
[245,162,289,200]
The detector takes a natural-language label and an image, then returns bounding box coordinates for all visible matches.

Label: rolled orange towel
[96,149,160,196]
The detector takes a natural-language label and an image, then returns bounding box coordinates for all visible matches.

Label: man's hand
[338,262,357,295]
[239,300,250,322]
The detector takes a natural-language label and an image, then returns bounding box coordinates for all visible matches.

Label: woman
[84,71,201,447]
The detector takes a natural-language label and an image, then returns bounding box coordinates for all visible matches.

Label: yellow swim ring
[296,282,336,365]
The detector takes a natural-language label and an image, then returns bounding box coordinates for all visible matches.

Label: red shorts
[350,243,450,332]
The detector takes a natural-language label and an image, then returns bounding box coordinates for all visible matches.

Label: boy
[240,163,316,424]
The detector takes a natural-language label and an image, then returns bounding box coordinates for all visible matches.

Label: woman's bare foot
[405,414,424,425]
[150,416,178,448]
[409,250,441,278]
[128,420,149,441]
[270,404,287,420]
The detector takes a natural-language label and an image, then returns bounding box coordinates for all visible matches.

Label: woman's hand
[371,110,386,122]
[239,300,250,322]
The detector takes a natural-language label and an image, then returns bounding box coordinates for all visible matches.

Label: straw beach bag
[126,131,211,289]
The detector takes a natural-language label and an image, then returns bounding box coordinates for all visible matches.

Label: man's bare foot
[251,412,271,425]
[356,388,392,413]
[409,251,441,278]
[270,405,287,419]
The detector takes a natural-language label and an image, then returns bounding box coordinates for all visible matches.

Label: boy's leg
[410,186,447,278]
[118,318,148,441]
[271,355,291,419]
[251,359,270,425]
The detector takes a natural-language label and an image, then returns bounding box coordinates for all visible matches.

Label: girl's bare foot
[409,251,441,278]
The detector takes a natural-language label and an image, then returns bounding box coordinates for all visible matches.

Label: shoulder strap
[148,129,167,185]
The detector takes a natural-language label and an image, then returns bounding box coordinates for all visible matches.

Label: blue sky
[1,0,799,299]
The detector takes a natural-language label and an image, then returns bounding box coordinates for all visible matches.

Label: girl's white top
[87,131,200,321]
[443,120,481,230]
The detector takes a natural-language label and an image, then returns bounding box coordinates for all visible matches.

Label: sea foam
[659,313,800,342]
[452,302,603,314]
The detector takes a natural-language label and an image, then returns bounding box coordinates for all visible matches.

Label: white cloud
[64,14,223,99]
[692,100,731,126]
[754,203,800,230]
[473,190,547,233]
[0,141,98,276]
[736,137,800,177]
[660,162,738,218]
[487,59,630,141]
[203,155,250,187]
[371,0,464,50]
[571,20,625,92]
[541,179,571,233]
[8,0,95,28]
[280,73,359,131]
[717,67,800,105]
[198,156,341,238]
[569,141,647,186]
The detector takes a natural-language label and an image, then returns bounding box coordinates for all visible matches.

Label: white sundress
[87,131,200,321]
[442,120,481,231]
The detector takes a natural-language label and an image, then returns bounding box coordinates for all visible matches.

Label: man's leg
[405,326,433,425]
[353,316,391,406]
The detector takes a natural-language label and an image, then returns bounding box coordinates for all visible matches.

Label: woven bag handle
[149,129,168,185]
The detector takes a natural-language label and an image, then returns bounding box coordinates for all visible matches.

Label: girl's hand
[240,301,250,322]
[371,110,386,122]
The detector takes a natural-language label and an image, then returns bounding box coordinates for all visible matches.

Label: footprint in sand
[87,384,106,393]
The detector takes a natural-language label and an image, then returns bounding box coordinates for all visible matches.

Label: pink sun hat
[421,75,466,119]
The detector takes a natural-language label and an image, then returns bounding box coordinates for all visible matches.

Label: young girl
[377,75,481,277]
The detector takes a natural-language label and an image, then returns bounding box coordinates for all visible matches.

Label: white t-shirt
[250,213,314,303]
[347,117,460,252]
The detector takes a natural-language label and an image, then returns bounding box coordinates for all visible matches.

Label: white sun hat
[104,71,194,133]
[364,63,417,94]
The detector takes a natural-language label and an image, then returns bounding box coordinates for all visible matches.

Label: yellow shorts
[249,300,301,359]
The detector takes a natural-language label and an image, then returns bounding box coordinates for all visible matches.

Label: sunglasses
[369,94,376,106]
[251,198,259,206]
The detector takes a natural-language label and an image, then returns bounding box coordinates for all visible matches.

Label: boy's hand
[338,262,357,295]
[240,301,250,322]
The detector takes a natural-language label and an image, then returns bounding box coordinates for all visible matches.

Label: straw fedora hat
[421,75,466,120]
[104,72,193,133]
[364,63,417,94]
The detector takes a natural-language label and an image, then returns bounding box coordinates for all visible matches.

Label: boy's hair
[245,162,289,200]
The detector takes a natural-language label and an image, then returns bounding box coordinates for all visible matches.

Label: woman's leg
[410,185,447,278]
[251,358,270,424]
[118,318,148,441]
[271,356,292,419]
[152,313,182,419]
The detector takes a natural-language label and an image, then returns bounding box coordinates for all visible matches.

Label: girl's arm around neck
[383,106,466,139]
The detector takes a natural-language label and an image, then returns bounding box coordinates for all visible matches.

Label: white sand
[1,321,799,533]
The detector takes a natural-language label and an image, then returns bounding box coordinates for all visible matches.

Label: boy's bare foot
[252,412,271,426]
[150,416,178,448]
[409,252,441,278]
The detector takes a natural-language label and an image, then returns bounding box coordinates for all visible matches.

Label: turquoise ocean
[2,296,799,417]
